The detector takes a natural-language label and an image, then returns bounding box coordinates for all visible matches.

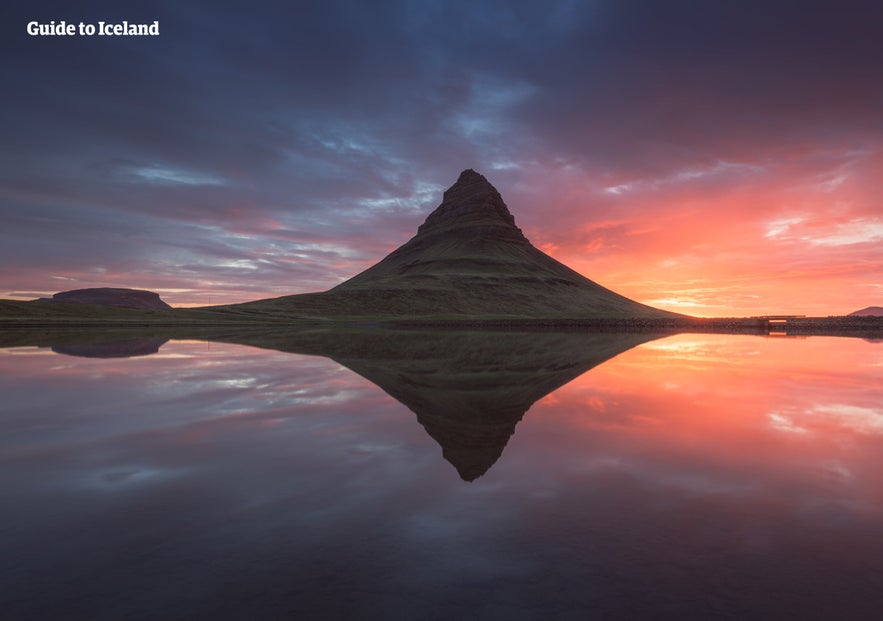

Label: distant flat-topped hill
[850,306,883,317]
[52,288,171,310]
[219,169,678,320]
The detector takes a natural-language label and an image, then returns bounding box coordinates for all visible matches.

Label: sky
[2,0,881,316]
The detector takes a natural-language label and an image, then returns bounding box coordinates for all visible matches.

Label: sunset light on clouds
[2,0,881,316]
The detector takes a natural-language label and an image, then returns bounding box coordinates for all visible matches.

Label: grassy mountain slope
[214,170,679,320]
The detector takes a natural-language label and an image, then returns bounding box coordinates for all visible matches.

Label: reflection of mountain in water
[52,337,169,358]
[219,329,660,480]
[345,332,656,480]
[4,327,660,480]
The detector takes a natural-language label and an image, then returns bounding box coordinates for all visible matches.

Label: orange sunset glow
[514,149,883,317]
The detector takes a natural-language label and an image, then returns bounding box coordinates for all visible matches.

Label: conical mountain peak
[416,169,526,241]
[251,169,678,319]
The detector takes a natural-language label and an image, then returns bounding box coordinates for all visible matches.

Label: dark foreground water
[1,331,882,620]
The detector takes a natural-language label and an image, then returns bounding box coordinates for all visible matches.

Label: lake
[1,330,882,619]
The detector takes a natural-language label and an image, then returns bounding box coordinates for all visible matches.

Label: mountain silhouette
[219,170,677,319]
[53,288,171,310]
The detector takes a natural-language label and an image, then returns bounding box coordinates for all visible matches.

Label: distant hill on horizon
[215,169,678,320]
[52,287,171,310]
[849,306,883,317]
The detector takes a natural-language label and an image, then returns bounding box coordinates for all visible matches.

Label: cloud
[127,165,228,187]
[803,219,883,247]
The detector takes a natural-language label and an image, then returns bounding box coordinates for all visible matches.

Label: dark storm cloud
[5,0,881,177]
[511,1,883,175]
[1,0,881,308]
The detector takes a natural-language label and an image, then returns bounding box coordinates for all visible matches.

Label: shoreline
[1,314,881,339]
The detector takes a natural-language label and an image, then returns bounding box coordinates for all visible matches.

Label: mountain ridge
[850,306,883,317]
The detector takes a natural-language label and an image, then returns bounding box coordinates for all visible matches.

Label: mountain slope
[850,306,883,317]
[219,169,679,319]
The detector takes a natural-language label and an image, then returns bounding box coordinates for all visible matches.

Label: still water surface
[1,332,882,619]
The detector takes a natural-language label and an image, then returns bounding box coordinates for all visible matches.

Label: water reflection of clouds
[2,347,55,355]
[517,333,883,512]
[769,404,883,438]
[0,340,382,450]
[2,334,883,618]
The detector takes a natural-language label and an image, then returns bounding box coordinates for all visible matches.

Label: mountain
[52,288,171,310]
[849,306,883,317]
[219,169,678,320]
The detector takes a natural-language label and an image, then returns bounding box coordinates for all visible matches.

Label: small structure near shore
[751,315,806,329]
